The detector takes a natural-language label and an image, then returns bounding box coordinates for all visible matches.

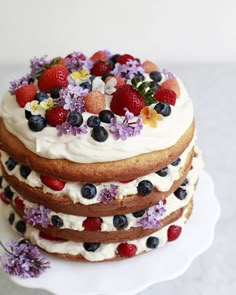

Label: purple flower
[162,68,175,79]
[112,59,144,80]
[30,55,52,76]
[60,85,88,113]
[109,109,143,140]
[98,184,119,203]
[56,122,88,137]
[0,240,50,278]
[9,74,32,95]
[24,206,51,228]
[65,51,93,72]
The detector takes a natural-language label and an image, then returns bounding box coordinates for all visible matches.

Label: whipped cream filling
[0,78,194,163]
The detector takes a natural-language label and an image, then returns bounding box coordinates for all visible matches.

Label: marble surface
[0,63,235,295]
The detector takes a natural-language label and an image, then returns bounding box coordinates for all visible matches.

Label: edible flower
[69,69,90,85]
[24,205,51,228]
[140,106,162,128]
[40,97,54,110]
[98,184,119,203]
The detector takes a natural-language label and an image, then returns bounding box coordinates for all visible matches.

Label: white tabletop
[0,63,235,295]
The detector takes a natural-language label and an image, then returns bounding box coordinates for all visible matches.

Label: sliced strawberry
[82,217,103,231]
[167,225,182,241]
[161,79,181,97]
[119,179,135,183]
[84,90,106,114]
[90,60,111,76]
[117,243,137,258]
[153,89,177,106]
[39,231,64,241]
[45,106,67,127]
[117,54,135,65]
[14,196,25,211]
[40,175,65,191]
[15,84,37,108]
[0,193,10,205]
[90,50,109,63]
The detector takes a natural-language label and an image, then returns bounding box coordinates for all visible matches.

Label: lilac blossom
[98,184,119,203]
[0,240,50,278]
[56,122,88,137]
[162,68,176,79]
[112,59,144,80]
[65,51,93,72]
[9,74,32,95]
[24,206,51,228]
[30,55,52,76]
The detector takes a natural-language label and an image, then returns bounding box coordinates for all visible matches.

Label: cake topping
[146,236,159,249]
[167,225,182,241]
[137,180,153,196]
[153,88,177,106]
[113,215,128,229]
[98,184,119,203]
[174,187,187,200]
[160,78,181,97]
[40,175,65,191]
[140,106,162,128]
[24,206,51,228]
[15,84,37,107]
[82,217,103,231]
[116,242,137,258]
[83,242,100,252]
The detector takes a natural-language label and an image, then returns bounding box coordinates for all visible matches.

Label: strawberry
[110,84,145,116]
[45,106,67,127]
[82,217,103,231]
[117,243,137,258]
[142,60,159,73]
[90,60,112,76]
[38,65,69,93]
[39,231,64,241]
[90,50,109,63]
[15,84,37,107]
[119,178,135,183]
[161,79,181,97]
[84,90,106,114]
[162,199,167,205]
[40,175,65,191]
[117,54,135,65]
[153,89,177,106]
[0,193,10,205]
[14,196,25,211]
[167,225,182,241]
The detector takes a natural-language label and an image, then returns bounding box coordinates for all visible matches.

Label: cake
[0,50,203,262]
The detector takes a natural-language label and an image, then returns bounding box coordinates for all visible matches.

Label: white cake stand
[0,170,220,295]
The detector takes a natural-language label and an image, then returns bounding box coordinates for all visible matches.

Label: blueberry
[146,236,159,249]
[50,87,61,99]
[0,176,3,188]
[181,179,189,186]
[4,186,14,201]
[150,81,160,91]
[99,110,114,123]
[113,215,128,229]
[34,92,49,102]
[109,54,120,64]
[101,72,114,81]
[51,215,64,227]
[87,116,100,128]
[132,209,146,218]
[149,71,162,82]
[8,213,15,225]
[81,184,97,199]
[28,78,35,84]
[25,110,32,120]
[15,220,26,234]
[156,166,168,177]
[174,188,187,200]
[83,242,100,252]
[134,72,145,81]
[28,115,47,132]
[80,81,92,91]
[5,157,17,171]
[91,126,108,142]
[68,111,83,127]
[171,158,181,166]
[20,165,31,179]
[154,103,171,117]
[137,180,153,196]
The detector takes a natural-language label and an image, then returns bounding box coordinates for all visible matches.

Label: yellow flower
[70,69,89,83]
[40,97,54,110]
[30,100,41,113]
[140,106,162,128]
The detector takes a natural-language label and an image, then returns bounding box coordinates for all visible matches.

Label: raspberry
[110,84,145,116]
[82,217,103,231]
[153,89,177,106]
[84,90,106,114]
[142,60,159,73]
[0,193,10,205]
[45,106,67,127]
[40,175,65,191]
[14,196,25,212]
[167,225,182,241]
[117,243,137,258]
[117,54,135,65]
[90,60,111,76]
[15,84,37,108]
[90,50,109,63]
[161,79,181,97]
[38,65,69,93]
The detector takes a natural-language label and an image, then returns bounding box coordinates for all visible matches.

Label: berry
[110,84,145,116]
[113,215,128,229]
[90,60,111,76]
[161,79,181,97]
[38,65,69,93]
[45,106,67,127]
[154,102,171,117]
[91,126,108,142]
[142,60,159,73]
[15,84,37,108]
[156,166,168,177]
[28,115,47,132]
[117,54,135,65]
[150,81,160,91]
[105,76,125,90]
[149,71,162,82]
[99,110,114,123]
[101,72,114,82]
[50,87,62,99]
[162,199,167,205]
[51,215,64,227]
[5,157,17,171]
[80,81,92,91]
[146,236,159,249]
[90,50,109,63]
[8,213,15,225]
[84,90,105,114]
[167,225,182,241]
[132,209,145,218]
[39,231,64,241]
[14,196,25,211]
[4,186,14,201]
[87,116,100,128]
[83,242,100,252]
[0,193,10,205]
[117,243,137,258]
[82,217,103,231]
[119,178,135,183]
[181,179,189,186]
[154,89,177,106]
[81,184,97,199]
[174,188,187,200]
[137,180,153,196]
[109,54,120,64]
[40,175,65,191]
[15,220,26,234]
[20,165,31,179]
[171,158,181,166]
[25,110,32,120]
[34,91,49,102]
[67,111,83,127]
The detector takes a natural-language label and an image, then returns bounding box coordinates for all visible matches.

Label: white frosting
[0,79,193,163]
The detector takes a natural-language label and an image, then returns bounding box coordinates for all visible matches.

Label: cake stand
[0,170,220,295]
